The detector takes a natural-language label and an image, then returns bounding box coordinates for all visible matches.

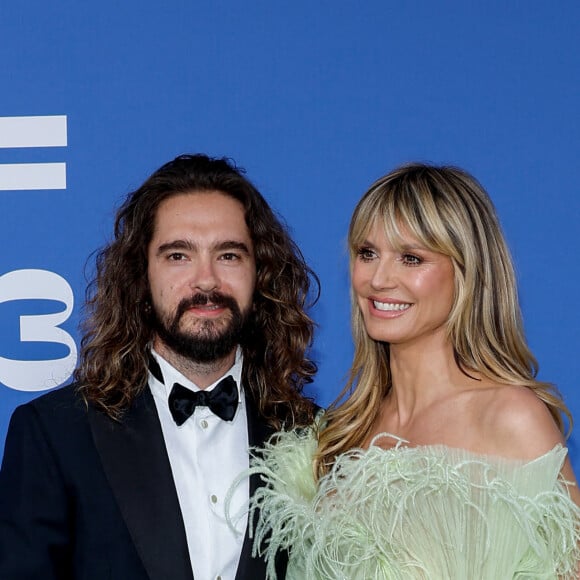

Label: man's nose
[189,257,219,292]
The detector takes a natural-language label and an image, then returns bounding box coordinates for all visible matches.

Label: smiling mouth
[185,303,228,318]
[372,301,411,312]
[191,303,222,311]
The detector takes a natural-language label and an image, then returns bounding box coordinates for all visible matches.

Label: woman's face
[351,219,455,349]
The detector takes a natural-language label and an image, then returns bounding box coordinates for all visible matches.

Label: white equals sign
[0,115,67,191]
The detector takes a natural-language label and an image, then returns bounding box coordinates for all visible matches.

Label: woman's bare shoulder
[474,384,564,460]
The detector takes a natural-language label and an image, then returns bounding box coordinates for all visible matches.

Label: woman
[248,164,580,579]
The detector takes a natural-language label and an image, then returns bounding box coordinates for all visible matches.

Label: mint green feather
[249,427,580,579]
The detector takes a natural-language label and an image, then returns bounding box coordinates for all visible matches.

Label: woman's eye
[401,253,421,265]
[356,247,376,261]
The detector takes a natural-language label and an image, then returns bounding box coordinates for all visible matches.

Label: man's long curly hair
[75,154,318,429]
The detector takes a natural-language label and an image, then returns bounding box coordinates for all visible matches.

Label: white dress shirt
[149,348,249,580]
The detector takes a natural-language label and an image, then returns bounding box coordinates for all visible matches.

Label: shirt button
[210,494,218,504]
[200,419,208,429]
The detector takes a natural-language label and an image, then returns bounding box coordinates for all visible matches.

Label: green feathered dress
[248,427,580,579]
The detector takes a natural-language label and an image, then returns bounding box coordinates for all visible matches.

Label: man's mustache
[175,292,239,318]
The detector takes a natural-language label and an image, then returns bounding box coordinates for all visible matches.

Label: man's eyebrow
[155,239,251,256]
[215,240,252,255]
[155,239,196,256]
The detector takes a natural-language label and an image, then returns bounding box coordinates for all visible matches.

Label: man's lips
[185,302,228,317]
[188,303,222,310]
[176,292,237,319]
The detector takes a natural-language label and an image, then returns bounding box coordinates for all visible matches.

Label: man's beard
[151,291,251,363]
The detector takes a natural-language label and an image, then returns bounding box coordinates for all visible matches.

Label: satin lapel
[235,397,286,580]
[88,387,194,580]
[245,397,275,503]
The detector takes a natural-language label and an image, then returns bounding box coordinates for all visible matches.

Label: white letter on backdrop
[0,269,77,391]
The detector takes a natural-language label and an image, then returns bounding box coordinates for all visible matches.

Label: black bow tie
[168,376,238,425]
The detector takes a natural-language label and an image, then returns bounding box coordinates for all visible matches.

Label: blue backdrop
[1,1,579,466]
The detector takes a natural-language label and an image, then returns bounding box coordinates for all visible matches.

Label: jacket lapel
[88,387,194,580]
[235,398,288,580]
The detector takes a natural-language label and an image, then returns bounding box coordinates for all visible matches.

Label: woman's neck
[387,338,468,424]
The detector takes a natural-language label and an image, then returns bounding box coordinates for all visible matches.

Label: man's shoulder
[24,382,84,410]
[11,383,89,430]
[3,384,100,462]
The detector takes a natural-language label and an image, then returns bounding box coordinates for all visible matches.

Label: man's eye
[220,253,239,261]
[168,253,186,261]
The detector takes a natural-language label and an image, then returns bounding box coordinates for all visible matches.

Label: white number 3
[0,269,77,391]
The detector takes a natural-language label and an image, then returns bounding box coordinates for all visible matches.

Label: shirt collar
[149,346,244,399]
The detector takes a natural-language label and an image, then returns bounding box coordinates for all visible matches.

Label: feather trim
[249,429,580,579]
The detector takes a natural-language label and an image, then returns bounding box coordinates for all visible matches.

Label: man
[0,154,319,580]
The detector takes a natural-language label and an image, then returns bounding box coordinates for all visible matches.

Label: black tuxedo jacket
[0,383,287,580]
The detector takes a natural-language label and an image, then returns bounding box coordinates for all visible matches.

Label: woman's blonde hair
[314,163,570,478]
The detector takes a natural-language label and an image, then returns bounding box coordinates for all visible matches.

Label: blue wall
[1,1,579,465]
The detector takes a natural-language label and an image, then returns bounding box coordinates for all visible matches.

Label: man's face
[147,190,257,363]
